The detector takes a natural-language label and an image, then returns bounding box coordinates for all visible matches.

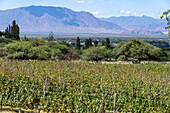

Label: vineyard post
[19,86,22,113]
[98,93,107,113]
[138,81,140,87]
[112,76,114,92]
[149,76,151,103]
[101,76,103,90]
[0,102,2,111]
[62,77,63,86]
[132,87,134,102]
[62,83,65,93]
[164,86,166,94]
[1,65,2,72]
[149,86,151,103]
[43,77,48,98]
[114,89,117,108]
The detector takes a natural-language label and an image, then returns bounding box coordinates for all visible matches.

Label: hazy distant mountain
[0,6,124,33]
[0,6,167,34]
[100,16,167,34]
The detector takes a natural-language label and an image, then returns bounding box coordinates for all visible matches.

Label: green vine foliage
[0,60,169,112]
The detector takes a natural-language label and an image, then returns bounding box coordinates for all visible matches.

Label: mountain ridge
[99,15,167,34]
[0,5,167,34]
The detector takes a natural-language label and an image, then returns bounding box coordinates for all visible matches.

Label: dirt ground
[101,61,170,64]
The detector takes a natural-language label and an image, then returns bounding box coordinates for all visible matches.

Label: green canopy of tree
[22,36,29,41]
[161,9,170,30]
[76,37,80,50]
[89,38,92,47]
[5,41,48,60]
[85,39,89,49]
[48,32,54,41]
[94,39,98,47]
[4,40,73,60]
[105,38,111,49]
[112,39,162,63]
[161,9,170,44]
[0,31,5,37]
[82,46,112,62]
[4,20,20,40]
[102,40,105,46]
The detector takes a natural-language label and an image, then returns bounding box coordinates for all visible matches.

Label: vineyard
[0,60,169,112]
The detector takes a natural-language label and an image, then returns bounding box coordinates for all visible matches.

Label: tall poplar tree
[5,20,20,40]
[102,40,105,46]
[89,38,92,47]
[94,39,98,47]
[85,39,89,49]
[76,37,80,50]
[105,38,111,49]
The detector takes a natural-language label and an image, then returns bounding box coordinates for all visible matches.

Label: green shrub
[112,39,163,63]
[5,41,48,60]
[82,46,112,62]
[0,48,5,57]
[5,41,32,59]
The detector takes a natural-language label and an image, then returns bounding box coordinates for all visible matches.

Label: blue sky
[0,0,170,18]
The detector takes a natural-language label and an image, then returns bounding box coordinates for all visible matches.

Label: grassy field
[0,60,169,112]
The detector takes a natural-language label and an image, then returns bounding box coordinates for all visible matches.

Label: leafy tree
[102,40,105,46]
[161,9,170,44]
[5,41,32,59]
[82,46,112,62]
[4,27,11,38]
[0,48,5,57]
[48,32,54,41]
[76,37,80,50]
[62,48,80,60]
[59,41,71,47]
[169,32,170,45]
[105,38,111,49]
[161,9,170,30]
[94,39,98,47]
[85,39,89,49]
[11,20,20,40]
[22,36,29,41]
[89,38,92,46]
[46,41,70,60]
[4,20,20,40]
[0,37,13,47]
[0,31,5,37]
[28,46,49,60]
[5,41,48,60]
[112,39,162,63]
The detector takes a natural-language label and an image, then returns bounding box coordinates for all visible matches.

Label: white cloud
[133,12,141,16]
[120,10,131,14]
[120,10,142,16]
[91,11,100,16]
[85,10,100,16]
[77,0,85,4]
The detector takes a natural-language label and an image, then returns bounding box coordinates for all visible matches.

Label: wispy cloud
[85,10,100,16]
[91,11,100,16]
[77,0,85,4]
[120,10,131,14]
[120,10,142,16]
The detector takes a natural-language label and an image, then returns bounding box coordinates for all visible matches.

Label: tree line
[0,19,170,63]
[0,20,20,40]
[76,37,111,50]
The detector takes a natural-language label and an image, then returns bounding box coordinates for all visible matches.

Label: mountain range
[0,6,168,34]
